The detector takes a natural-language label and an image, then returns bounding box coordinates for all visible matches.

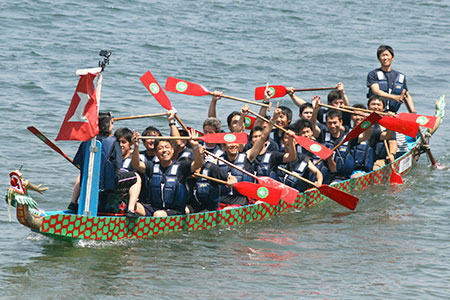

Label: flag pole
[82,50,110,216]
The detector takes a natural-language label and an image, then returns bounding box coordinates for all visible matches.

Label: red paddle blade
[140,71,172,110]
[343,112,382,143]
[187,126,204,137]
[234,182,281,206]
[397,113,438,130]
[244,114,256,130]
[318,185,359,210]
[199,132,248,144]
[390,166,404,184]
[165,76,210,96]
[294,136,333,160]
[256,176,299,205]
[254,85,287,100]
[379,116,419,138]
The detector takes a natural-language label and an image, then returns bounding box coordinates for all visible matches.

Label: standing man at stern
[367,45,416,114]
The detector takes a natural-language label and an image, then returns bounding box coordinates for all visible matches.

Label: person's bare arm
[307,161,323,188]
[282,130,297,163]
[311,96,322,138]
[287,87,306,107]
[189,129,204,173]
[131,131,146,173]
[336,82,349,106]
[208,91,223,118]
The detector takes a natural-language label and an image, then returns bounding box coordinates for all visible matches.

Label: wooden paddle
[113,112,167,121]
[27,126,79,169]
[204,150,299,205]
[383,140,403,184]
[278,167,359,210]
[247,109,334,160]
[318,103,419,138]
[165,76,272,110]
[254,85,336,100]
[342,105,438,129]
[193,172,282,206]
[140,70,173,110]
[139,132,248,144]
[403,99,437,166]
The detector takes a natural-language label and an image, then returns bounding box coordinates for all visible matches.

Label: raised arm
[310,96,322,138]
[336,82,349,106]
[131,131,146,174]
[208,91,223,118]
[287,87,307,107]
[282,130,297,163]
[188,129,204,173]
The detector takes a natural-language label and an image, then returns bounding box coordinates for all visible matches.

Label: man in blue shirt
[367,45,416,113]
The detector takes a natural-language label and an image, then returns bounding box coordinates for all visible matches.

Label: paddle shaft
[27,126,79,169]
[113,112,167,121]
[404,99,436,166]
[338,104,388,116]
[204,150,258,180]
[383,140,395,164]
[174,114,189,132]
[294,87,336,92]
[139,136,194,140]
[247,109,287,134]
[278,166,316,187]
[318,103,367,116]
[221,93,272,110]
[193,172,228,185]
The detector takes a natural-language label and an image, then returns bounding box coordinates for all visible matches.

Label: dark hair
[203,117,222,133]
[278,105,293,123]
[299,103,313,115]
[327,90,343,105]
[367,96,386,109]
[114,127,133,143]
[377,45,394,59]
[154,139,173,149]
[250,126,269,142]
[326,109,342,121]
[178,129,191,148]
[98,112,113,136]
[142,126,161,137]
[352,103,366,109]
[293,118,313,134]
[226,111,241,127]
[178,129,189,137]
[280,125,296,139]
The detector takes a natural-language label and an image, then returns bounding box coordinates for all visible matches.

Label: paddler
[347,104,375,178]
[311,100,355,183]
[366,96,398,170]
[68,112,142,215]
[367,45,416,114]
[289,83,351,130]
[130,128,204,218]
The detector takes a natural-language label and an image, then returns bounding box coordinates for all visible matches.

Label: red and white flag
[56,73,99,141]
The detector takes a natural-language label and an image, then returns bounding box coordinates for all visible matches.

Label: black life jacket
[149,162,187,212]
[350,140,375,172]
[324,131,355,177]
[191,163,220,209]
[218,153,254,196]
[368,70,405,113]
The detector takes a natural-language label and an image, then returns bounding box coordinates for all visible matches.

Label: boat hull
[6,95,445,241]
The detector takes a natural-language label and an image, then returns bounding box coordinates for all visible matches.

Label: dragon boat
[5,95,445,242]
